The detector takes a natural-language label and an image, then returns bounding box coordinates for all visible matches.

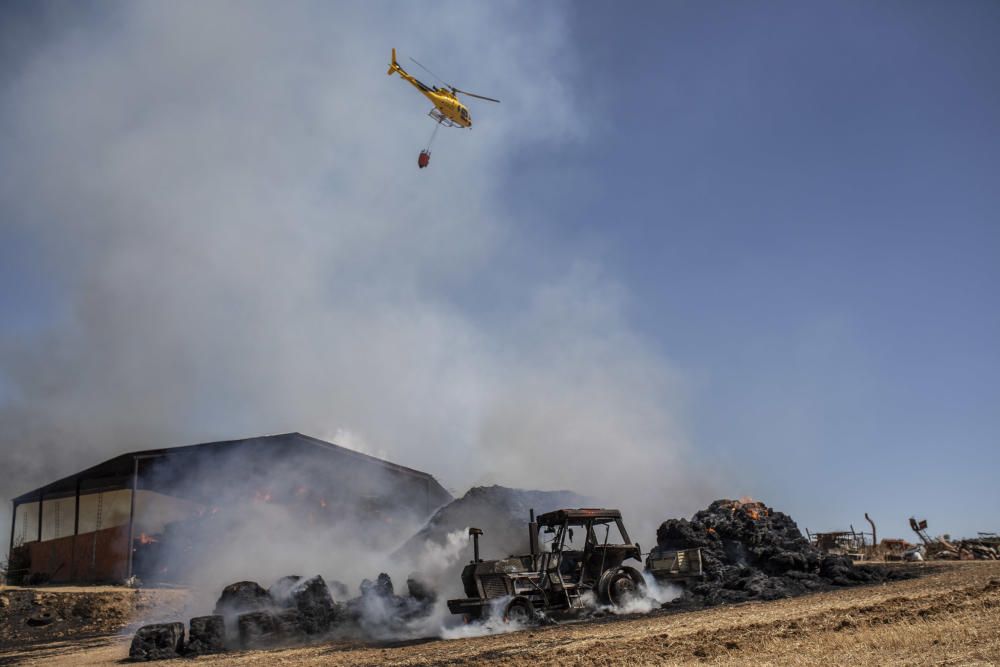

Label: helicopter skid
[428,108,463,128]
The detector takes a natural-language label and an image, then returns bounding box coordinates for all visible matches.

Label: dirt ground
[0,585,189,665]
[2,562,998,666]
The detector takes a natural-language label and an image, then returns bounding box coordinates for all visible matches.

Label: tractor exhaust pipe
[469,527,483,563]
[528,509,539,557]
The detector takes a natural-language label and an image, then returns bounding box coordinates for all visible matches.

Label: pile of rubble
[927,538,999,561]
[654,499,905,606]
[128,573,434,661]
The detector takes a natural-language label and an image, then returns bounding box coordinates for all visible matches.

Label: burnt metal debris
[909,517,999,560]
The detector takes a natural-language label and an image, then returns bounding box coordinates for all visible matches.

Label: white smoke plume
[0,0,714,584]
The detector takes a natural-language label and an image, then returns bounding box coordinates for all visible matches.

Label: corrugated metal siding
[28,525,129,583]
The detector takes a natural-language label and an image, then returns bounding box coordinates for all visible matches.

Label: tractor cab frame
[447,508,647,622]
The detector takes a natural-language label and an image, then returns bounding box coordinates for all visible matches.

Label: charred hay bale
[214,581,270,618]
[268,575,302,603]
[237,611,281,649]
[275,609,306,643]
[407,576,437,604]
[284,575,342,635]
[185,615,225,655]
[360,573,394,598]
[656,518,714,550]
[347,573,435,630]
[129,622,184,661]
[819,555,882,586]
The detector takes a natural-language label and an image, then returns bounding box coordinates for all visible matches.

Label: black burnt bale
[274,609,306,643]
[214,581,271,617]
[820,554,883,586]
[656,499,899,607]
[346,572,436,633]
[129,622,185,661]
[407,575,437,604]
[360,572,394,598]
[185,615,225,655]
[268,575,302,603]
[283,575,342,635]
[237,611,281,649]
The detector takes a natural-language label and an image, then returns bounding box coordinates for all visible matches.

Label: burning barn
[7,433,452,585]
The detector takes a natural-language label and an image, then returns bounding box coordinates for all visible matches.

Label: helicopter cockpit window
[460,107,469,120]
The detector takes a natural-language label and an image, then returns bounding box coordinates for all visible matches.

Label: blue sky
[0,1,997,543]
[501,1,1000,537]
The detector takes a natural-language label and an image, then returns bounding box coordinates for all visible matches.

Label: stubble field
[2,561,998,666]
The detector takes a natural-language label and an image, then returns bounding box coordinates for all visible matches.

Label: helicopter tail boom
[388,49,435,95]
[387,48,398,76]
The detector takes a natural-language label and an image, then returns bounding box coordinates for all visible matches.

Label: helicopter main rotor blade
[453,88,500,103]
[408,57,451,88]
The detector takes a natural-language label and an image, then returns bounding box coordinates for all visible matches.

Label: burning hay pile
[128,572,435,661]
[654,499,904,606]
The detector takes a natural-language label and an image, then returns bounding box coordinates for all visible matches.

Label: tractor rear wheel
[606,570,646,608]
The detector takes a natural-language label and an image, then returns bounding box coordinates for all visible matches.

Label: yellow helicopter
[388,48,499,130]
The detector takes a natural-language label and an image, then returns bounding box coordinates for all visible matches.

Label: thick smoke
[0,2,712,567]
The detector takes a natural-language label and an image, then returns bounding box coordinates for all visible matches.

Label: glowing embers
[717,497,770,521]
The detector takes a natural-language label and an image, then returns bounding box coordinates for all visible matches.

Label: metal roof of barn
[11,432,446,504]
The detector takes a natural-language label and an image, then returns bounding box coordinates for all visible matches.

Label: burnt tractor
[447,508,650,622]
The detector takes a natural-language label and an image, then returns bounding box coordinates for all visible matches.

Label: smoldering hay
[655,498,910,606]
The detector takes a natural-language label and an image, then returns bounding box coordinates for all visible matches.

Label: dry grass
[3,562,998,666]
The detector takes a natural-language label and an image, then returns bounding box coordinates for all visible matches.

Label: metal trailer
[644,546,704,583]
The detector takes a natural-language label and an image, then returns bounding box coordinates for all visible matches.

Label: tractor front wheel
[502,597,536,625]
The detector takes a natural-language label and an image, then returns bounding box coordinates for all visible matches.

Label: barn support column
[126,456,138,580]
[7,501,16,565]
[71,478,81,580]
[36,494,43,543]
[73,479,81,537]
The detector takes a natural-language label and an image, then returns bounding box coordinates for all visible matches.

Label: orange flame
[138,533,158,545]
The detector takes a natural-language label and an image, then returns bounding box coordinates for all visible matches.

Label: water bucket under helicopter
[417,121,439,169]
